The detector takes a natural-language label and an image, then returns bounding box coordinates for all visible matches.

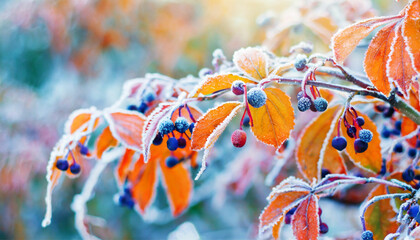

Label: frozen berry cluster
[296,91,328,113]
[55,142,86,174]
[127,89,156,114]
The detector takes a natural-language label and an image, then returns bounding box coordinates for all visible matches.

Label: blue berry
[294,54,307,71]
[165,156,179,168]
[314,97,328,112]
[332,136,347,151]
[242,116,250,127]
[297,97,311,112]
[80,144,89,155]
[391,129,401,136]
[379,159,387,175]
[359,129,373,143]
[123,186,132,196]
[393,143,404,153]
[347,126,357,138]
[167,137,178,151]
[138,102,148,114]
[287,207,297,215]
[142,91,156,103]
[375,105,386,112]
[158,118,174,135]
[417,140,420,148]
[177,137,187,149]
[395,120,402,131]
[70,163,81,174]
[383,107,395,118]
[247,88,267,108]
[402,167,415,182]
[56,159,69,171]
[285,213,292,224]
[319,222,328,234]
[408,204,419,218]
[321,168,331,178]
[231,80,245,95]
[381,128,391,138]
[361,230,373,240]
[408,148,417,158]
[296,91,304,101]
[152,134,163,145]
[174,117,189,133]
[127,105,137,111]
[118,194,134,208]
[356,117,365,127]
[189,123,195,133]
[354,139,368,153]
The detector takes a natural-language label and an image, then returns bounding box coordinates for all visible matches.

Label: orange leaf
[249,88,294,149]
[116,149,135,185]
[104,109,146,152]
[387,25,417,98]
[159,157,192,216]
[291,195,319,240]
[403,0,420,73]
[304,15,338,44]
[364,22,398,96]
[332,15,401,63]
[340,112,382,173]
[364,185,399,239]
[191,101,243,151]
[130,155,158,214]
[296,105,346,181]
[233,47,268,80]
[95,126,118,159]
[190,74,255,98]
[272,215,284,240]
[65,108,100,134]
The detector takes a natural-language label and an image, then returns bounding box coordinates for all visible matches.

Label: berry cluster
[118,185,135,208]
[55,142,86,174]
[296,91,328,113]
[127,90,156,114]
[332,109,373,154]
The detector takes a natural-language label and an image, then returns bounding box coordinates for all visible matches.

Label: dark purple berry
[383,107,395,118]
[408,204,419,218]
[80,144,89,155]
[314,97,328,112]
[296,91,304,101]
[158,118,174,135]
[119,194,134,208]
[174,117,189,133]
[287,207,297,215]
[243,116,250,127]
[379,159,387,175]
[247,88,267,108]
[123,186,132,196]
[167,137,178,151]
[231,129,247,148]
[231,80,245,95]
[391,129,401,136]
[142,91,156,103]
[393,143,404,153]
[138,102,148,113]
[395,120,402,131]
[294,54,308,71]
[332,136,347,151]
[297,97,311,112]
[127,105,137,111]
[165,156,179,168]
[361,230,373,240]
[152,134,163,145]
[417,140,420,148]
[359,129,373,143]
[402,167,415,182]
[408,148,417,158]
[321,168,331,178]
[70,163,81,174]
[285,213,292,224]
[347,126,357,138]
[177,137,187,149]
[319,222,328,234]
[189,123,195,133]
[381,128,391,138]
[56,159,69,171]
[375,105,386,112]
[354,139,368,153]
[356,116,365,127]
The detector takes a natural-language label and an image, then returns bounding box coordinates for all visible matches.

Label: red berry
[231,129,247,148]
[231,80,245,95]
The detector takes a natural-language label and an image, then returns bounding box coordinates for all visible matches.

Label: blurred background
[0,0,409,239]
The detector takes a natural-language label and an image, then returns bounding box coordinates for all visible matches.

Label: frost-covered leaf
[116,149,135,185]
[95,126,118,159]
[291,195,319,240]
[233,47,268,80]
[64,107,100,134]
[402,0,420,73]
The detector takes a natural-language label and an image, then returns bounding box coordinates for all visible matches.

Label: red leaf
[291,195,320,240]
[403,0,420,73]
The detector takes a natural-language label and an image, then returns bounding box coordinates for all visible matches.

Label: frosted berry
[361,230,373,240]
[356,116,365,127]
[402,167,415,182]
[56,159,69,171]
[247,88,267,108]
[189,123,195,133]
[80,144,89,155]
[231,129,247,148]
[165,156,179,168]
[231,80,245,95]
[297,97,311,112]
[395,120,402,131]
[332,136,347,151]
[138,102,148,114]
[70,163,81,174]
[408,148,417,158]
[167,137,178,151]
[314,97,328,112]
[381,128,391,138]
[152,134,163,145]
[177,137,187,149]
[393,143,404,153]
[347,126,357,138]
[408,204,419,218]
[158,118,174,135]
[296,91,304,101]
[174,117,189,133]
[319,222,328,234]
[359,129,373,143]
[294,54,308,71]
[127,105,137,111]
[142,91,156,103]
[354,139,368,153]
